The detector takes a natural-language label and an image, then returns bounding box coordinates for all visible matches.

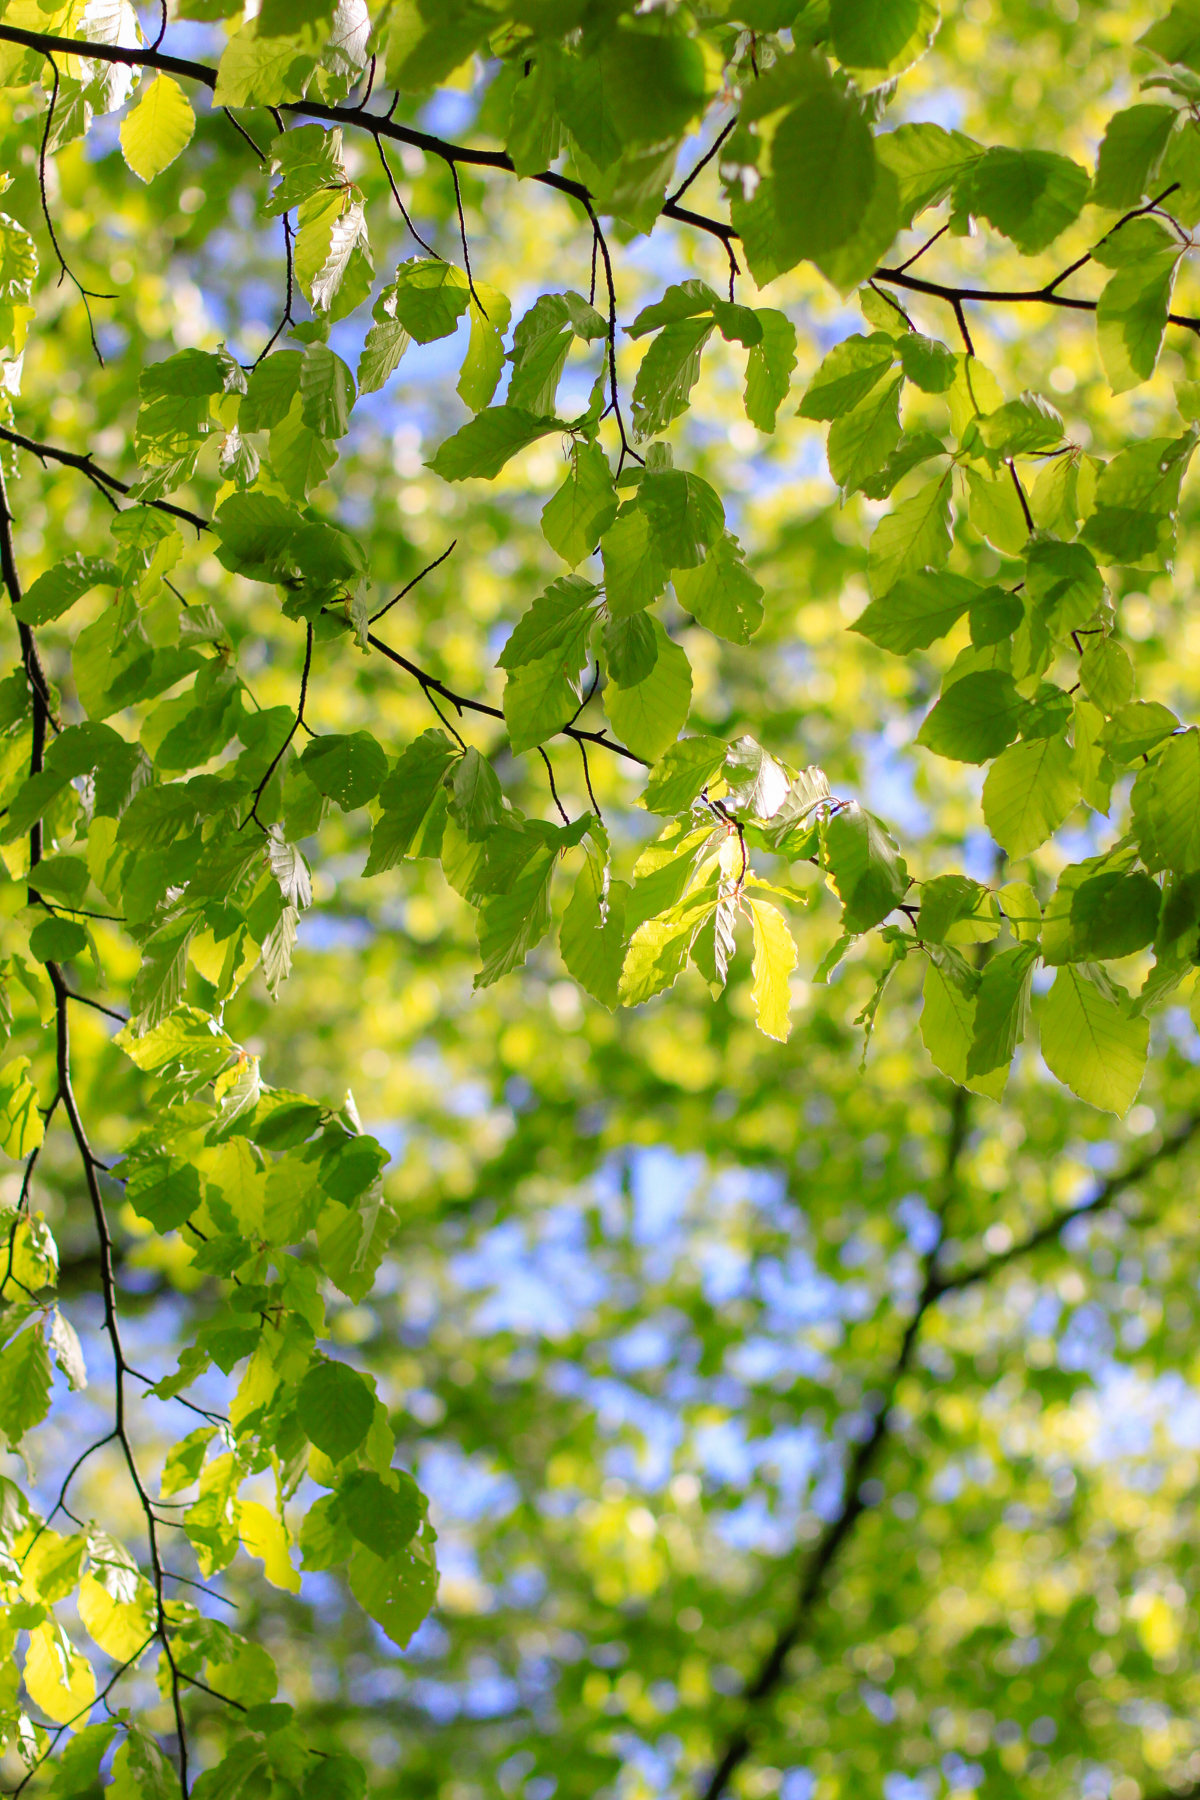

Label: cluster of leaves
[2,0,1200,1791]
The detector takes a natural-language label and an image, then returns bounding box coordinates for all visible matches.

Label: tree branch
[0,422,210,532]
[698,1086,972,1800]
[0,24,736,248]
[698,1102,1200,1799]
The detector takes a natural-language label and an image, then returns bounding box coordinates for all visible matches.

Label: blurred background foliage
[8,2,1200,1799]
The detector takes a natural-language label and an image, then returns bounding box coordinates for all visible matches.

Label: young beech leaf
[746,897,797,1042]
[1041,963,1149,1115]
[798,332,897,421]
[920,959,1008,1100]
[348,1539,438,1649]
[240,1500,301,1593]
[603,619,692,763]
[296,1359,375,1462]
[639,736,726,816]
[541,443,618,568]
[965,943,1037,1078]
[1092,103,1177,211]
[338,1468,422,1557]
[823,803,910,932]
[161,1425,217,1497]
[867,474,953,596]
[428,407,560,482]
[119,74,196,183]
[0,1321,51,1442]
[23,1621,95,1725]
[744,309,797,430]
[982,734,1078,858]
[956,146,1090,254]
[916,670,1022,764]
[299,732,387,810]
[560,859,629,1009]
[852,569,978,654]
[0,1056,44,1160]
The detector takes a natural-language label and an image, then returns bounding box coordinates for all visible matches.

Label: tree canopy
[4,0,1200,1797]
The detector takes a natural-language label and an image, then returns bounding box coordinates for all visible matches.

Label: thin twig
[369,539,456,624]
[666,114,736,207]
[537,745,570,825]
[375,136,442,259]
[449,160,485,314]
[241,620,313,831]
[38,54,113,364]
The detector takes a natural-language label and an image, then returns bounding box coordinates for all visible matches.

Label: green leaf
[338,1468,422,1557]
[672,531,764,644]
[560,858,629,1010]
[956,147,1089,254]
[269,397,338,501]
[240,353,304,435]
[296,1358,375,1462]
[0,1322,51,1443]
[981,733,1078,858]
[798,332,897,421]
[300,342,356,438]
[498,575,598,670]
[916,669,1022,764]
[1132,727,1200,871]
[746,896,797,1041]
[475,846,556,987]
[827,375,903,494]
[1040,963,1149,1115]
[637,469,724,571]
[631,317,714,440]
[213,17,319,108]
[920,958,1008,1099]
[619,884,719,1006]
[541,443,618,569]
[365,732,458,876]
[1096,250,1180,394]
[875,121,982,227]
[1139,4,1200,70]
[1092,104,1177,209]
[0,1056,43,1159]
[161,1426,217,1497]
[603,618,692,763]
[744,309,797,431]
[120,73,196,182]
[428,407,560,482]
[966,943,1037,1077]
[348,1539,438,1649]
[14,554,120,626]
[867,474,952,596]
[300,733,387,810]
[1024,538,1105,636]
[126,1154,202,1232]
[603,613,658,687]
[1081,429,1198,570]
[357,318,410,396]
[1102,699,1179,763]
[852,569,978,653]
[601,506,669,616]
[448,747,503,841]
[977,393,1065,456]
[916,873,990,945]
[822,802,910,932]
[830,0,940,86]
[457,284,512,413]
[27,916,87,964]
[305,1757,368,1800]
[640,736,727,815]
[507,295,577,417]
[1080,637,1135,713]
[385,0,492,92]
[503,651,583,756]
[896,332,956,394]
[771,53,885,274]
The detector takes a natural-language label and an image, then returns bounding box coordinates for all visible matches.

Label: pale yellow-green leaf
[119,75,195,184]
[77,1571,154,1661]
[240,1499,301,1593]
[23,1621,95,1724]
[1040,963,1149,1116]
[0,1056,43,1159]
[746,896,796,1042]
